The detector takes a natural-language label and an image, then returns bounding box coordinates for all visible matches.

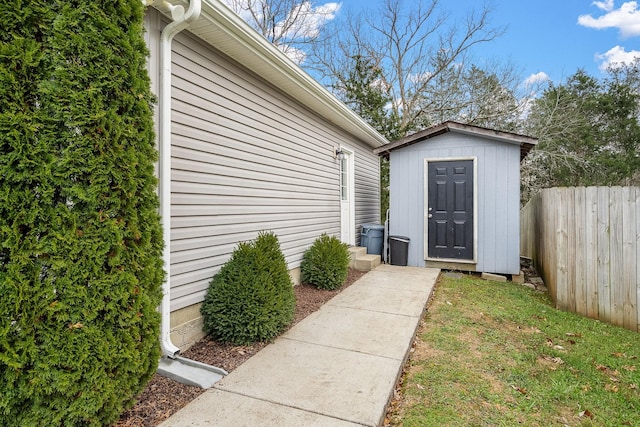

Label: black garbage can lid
[389,235,410,242]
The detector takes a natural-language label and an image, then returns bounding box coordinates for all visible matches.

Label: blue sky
[223,0,640,85]
[340,0,640,85]
[468,0,640,84]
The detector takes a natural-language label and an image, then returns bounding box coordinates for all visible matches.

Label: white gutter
[150,0,201,358]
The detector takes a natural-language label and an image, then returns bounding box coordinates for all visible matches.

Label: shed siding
[389,132,520,274]
[147,13,379,310]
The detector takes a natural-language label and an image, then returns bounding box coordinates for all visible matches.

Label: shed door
[427,160,474,260]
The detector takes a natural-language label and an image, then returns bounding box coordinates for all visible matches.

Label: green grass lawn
[389,274,640,427]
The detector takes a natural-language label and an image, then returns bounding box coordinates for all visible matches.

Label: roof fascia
[374,121,538,160]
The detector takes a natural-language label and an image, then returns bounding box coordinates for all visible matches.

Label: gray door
[427,160,474,260]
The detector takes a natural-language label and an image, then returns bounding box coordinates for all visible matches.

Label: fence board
[573,188,585,315]
[556,189,569,310]
[545,190,557,299]
[520,186,639,333]
[585,187,599,319]
[597,187,611,323]
[622,187,637,330]
[636,188,640,332]
[610,188,625,328]
[560,187,579,312]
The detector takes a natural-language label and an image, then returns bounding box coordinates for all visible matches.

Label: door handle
[428,214,433,218]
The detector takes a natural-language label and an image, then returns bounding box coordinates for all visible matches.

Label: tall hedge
[0,1,164,425]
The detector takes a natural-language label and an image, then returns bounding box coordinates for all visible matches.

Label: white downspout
[151,0,201,358]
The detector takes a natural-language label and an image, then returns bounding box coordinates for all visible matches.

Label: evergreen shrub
[301,234,350,290]
[0,1,163,425]
[201,232,296,345]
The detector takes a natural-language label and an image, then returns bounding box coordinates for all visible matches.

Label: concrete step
[354,254,381,272]
[348,246,368,268]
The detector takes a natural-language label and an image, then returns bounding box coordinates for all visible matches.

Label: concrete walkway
[160,264,439,427]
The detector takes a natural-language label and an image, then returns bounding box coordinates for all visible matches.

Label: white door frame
[339,145,356,245]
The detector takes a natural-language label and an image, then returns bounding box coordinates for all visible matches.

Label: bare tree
[308,0,508,134]
[222,0,340,62]
[225,0,526,137]
[417,61,527,131]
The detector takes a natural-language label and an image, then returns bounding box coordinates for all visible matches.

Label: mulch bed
[115,268,367,427]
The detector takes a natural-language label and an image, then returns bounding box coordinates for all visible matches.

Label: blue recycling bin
[360,223,385,255]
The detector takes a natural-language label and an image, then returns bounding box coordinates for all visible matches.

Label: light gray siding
[389,132,520,274]
[355,150,382,230]
[147,11,379,310]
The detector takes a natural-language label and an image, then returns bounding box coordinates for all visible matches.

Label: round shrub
[0,1,163,425]
[301,234,350,290]
[200,232,296,345]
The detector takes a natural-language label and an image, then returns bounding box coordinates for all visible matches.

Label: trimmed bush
[0,1,163,425]
[201,232,296,345]
[301,234,350,290]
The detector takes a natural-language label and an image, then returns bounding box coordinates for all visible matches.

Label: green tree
[342,55,401,138]
[341,55,401,220]
[0,1,164,425]
[523,68,640,201]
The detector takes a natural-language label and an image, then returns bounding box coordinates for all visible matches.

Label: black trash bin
[389,235,410,266]
[360,223,385,255]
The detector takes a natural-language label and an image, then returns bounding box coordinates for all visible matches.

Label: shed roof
[152,0,388,149]
[373,121,538,160]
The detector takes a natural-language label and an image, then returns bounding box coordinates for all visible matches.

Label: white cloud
[596,45,640,70]
[593,0,615,11]
[408,72,434,84]
[518,73,551,119]
[523,72,550,86]
[220,0,340,64]
[275,2,341,40]
[371,78,390,92]
[578,1,640,38]
[278,45,307,64]
[221,0,341,42]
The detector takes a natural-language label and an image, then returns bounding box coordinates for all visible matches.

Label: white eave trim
[153,0,387,148]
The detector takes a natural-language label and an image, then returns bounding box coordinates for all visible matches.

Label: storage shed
[374,121,537,275]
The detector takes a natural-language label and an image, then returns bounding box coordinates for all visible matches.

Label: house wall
[145,10,379,317]
[388,132,520,275]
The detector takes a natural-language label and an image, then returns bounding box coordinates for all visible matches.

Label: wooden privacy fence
[520,187,640,332]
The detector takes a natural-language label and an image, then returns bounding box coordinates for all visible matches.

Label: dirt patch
[115,268,367,427]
